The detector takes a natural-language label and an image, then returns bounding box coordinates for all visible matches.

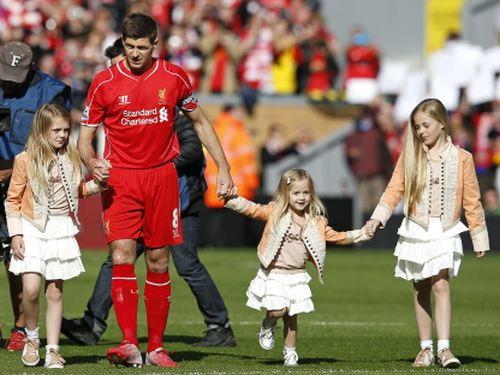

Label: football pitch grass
[0,248,498,374]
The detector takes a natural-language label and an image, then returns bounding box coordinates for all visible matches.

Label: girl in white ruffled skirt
[366,98,489,369]
[225,168,369,366]
[6,104,103,368]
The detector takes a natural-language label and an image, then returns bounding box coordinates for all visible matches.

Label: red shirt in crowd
[81,58,198,169]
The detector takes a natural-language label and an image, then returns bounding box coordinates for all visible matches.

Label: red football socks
[111,264,139,347]
[144,270,171,352]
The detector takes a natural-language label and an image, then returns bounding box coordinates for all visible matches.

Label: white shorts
[246,268,314,316]
[9,216,85,280]
[394,217,467,282]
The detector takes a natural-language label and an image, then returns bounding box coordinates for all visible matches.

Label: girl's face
[288,179,311,214]
[48,117,70,151]
[413,111,445,148]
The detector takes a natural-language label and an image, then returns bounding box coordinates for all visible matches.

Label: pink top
[48,161,70,216]
[267,221,309,274]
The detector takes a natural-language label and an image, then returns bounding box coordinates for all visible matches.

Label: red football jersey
[81,59,199,169]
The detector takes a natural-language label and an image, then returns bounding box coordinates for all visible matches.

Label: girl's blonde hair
[272,168,326,225]
[403,98,450,214]
[26,103,82,200]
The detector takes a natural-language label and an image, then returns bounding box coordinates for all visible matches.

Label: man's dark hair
[122,13,158,44]
[105,38,125,60]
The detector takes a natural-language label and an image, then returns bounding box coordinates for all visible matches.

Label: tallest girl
[366,98,489,369]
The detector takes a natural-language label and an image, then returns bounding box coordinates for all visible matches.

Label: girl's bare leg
[22,273,42,331]
[432,269,451,341]
[45,280,64,346]
[283,314,297,348]
[413,277,433,341]
[266,308,287,325]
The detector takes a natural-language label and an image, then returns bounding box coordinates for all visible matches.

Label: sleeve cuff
[347,229,369,244]
[470,225,490,252]
[224,196,251,213]
[371,201,392,228]
[7,216,23,237]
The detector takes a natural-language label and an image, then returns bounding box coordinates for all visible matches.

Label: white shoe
[22,337,40,367]
[412,347,435,368]
[258,319,276,350]
[44,348,66,369]
[283,347,299,366]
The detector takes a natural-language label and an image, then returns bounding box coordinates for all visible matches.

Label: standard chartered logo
[159,107,168,122]
[121,107,169,126]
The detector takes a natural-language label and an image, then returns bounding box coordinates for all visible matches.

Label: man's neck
[123,59,154,75]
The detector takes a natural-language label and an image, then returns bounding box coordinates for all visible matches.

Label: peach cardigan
[5,151,101,236]
[371,141,489,252]
[225,196,367,283]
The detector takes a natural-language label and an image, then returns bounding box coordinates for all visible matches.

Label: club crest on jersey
[158,88,167,105]
[118,95,130,105]
[82,105,89,121]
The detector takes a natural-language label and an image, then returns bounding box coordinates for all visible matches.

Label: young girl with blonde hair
[6,104,103,368]
[365,98,489,369]
[225,168,369,366]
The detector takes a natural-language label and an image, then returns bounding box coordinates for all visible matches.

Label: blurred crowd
[0,0,354,118]
[1,0,499,216]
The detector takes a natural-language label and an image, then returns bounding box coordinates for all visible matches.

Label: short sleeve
[81,73,109,127]
[168,63,199,112]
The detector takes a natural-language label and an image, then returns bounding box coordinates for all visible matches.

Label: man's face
[123,37,156,74]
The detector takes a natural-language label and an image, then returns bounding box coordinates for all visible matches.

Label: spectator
[289,125,314,155]
[343,26,380,90]
[345,107,390,218]
[260,123,295,188]
[198,15,240,94]
[0,41,71,352]
[204,104,259,209]
[271,15,298,95]
[237,8,275,115]
[483,188,500,216]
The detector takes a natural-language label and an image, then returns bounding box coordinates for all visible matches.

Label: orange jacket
[5,151,101,236]
[371,141,489,252]
[204,112,258,208]
[225,196,368,283]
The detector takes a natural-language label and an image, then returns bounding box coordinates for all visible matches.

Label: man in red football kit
[77,13,235,368]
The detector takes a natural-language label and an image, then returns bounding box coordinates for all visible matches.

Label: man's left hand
[216,169,236,199]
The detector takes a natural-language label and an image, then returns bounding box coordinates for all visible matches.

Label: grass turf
[0,248,499,374]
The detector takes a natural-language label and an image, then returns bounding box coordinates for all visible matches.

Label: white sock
[25,327,39,339]
[437,339,450,352]
[284,345,296,353]
[420,340,433,351]
[46,344,60,352]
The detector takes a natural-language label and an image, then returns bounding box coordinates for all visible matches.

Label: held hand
[360,226,373,240]
[216,168,236,200]
[11,235,25,261]
[93,159,111,185]
[364,219,381,237]
[476,251,486,258]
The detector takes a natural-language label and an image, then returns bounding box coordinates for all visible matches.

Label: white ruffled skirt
[246,268,314,316]
[394,217,468,282]
[9,216,85,280]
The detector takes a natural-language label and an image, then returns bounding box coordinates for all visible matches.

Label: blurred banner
[426,0,464,54]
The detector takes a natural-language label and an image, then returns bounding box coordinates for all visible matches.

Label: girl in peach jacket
[6,104,102,369]
[365,98,489,369]
[225,168,369,367]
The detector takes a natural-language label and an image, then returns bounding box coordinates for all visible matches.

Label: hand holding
[93,159,111,185]
[216,169,236,200]
[364,219,381,237]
